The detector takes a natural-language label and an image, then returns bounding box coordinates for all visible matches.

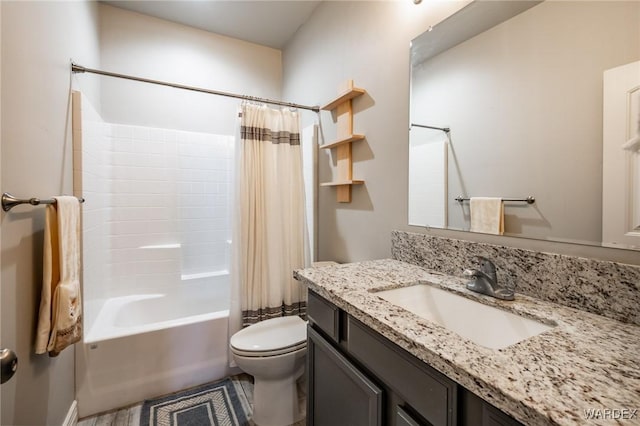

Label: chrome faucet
[463,256,514,301]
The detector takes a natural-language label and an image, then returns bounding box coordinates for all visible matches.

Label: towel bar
[2,192,85,212]
[455,196,535,204]
[410,123,450,133]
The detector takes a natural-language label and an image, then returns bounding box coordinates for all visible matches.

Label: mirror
[409,0,640,250]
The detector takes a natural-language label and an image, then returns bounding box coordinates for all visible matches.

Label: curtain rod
[71,63,320,113]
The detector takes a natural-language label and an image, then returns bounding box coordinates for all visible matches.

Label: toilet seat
[231,341,306,357]
[230,316,307,357]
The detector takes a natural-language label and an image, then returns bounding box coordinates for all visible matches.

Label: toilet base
[251,366,305,426]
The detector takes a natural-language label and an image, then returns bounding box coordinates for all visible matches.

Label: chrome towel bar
[455,196,535,204]
[2,192,85,212]
[410,123,450,133]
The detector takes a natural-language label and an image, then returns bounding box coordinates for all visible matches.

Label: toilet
[230,262,337,425]
[230,315,307,426]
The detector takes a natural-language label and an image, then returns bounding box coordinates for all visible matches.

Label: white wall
[283,0,640,265]
[75,92,111,329]
[1,1,101,424]
[282,1,470,262]
[95,4,283,136]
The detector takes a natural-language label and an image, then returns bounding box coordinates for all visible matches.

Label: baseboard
[62,400,78,426]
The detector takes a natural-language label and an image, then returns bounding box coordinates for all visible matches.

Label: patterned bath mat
[140,378,251,426]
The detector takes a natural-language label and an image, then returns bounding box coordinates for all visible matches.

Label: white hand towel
[470,197,504,235]
[35,196,82,356]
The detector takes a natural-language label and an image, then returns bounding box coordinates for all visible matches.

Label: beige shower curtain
[232,103,307,326]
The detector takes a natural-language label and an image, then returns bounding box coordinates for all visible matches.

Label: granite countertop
[294,259,640,426]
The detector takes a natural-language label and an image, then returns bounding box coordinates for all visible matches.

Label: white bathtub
[76,273,237,418]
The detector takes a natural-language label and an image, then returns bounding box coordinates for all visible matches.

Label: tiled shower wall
[107,124,233,296]
[76,93,233,303]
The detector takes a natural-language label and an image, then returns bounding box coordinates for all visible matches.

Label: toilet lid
[230,316,307,353]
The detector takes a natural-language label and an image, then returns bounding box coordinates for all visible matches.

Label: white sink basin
[374,283,554,349]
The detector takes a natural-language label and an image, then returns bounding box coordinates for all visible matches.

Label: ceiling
[102,1,322,49]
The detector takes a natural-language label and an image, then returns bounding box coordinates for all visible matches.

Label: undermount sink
[374,283,554,349]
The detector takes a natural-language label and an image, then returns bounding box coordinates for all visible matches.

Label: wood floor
[77,373,306,426]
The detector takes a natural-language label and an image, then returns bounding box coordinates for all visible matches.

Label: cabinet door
[483,404,523,426]
[307,326,383,426]
[396,406,424,426]
[347,317,457,426]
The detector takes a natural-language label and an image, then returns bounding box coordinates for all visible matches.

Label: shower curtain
[229,103,308,329]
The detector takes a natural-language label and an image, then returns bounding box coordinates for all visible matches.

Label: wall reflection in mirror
[409,0,640,250]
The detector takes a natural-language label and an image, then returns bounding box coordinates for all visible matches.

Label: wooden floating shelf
[321,87,366,111]
[320,134,365,150]
[320,180,365,187]
[321,80,366,203]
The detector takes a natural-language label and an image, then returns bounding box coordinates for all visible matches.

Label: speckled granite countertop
[294,259,640,426]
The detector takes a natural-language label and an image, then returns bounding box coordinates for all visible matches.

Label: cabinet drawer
[348,316,457,426]
[308,290,340,342]
[307,326,383,426]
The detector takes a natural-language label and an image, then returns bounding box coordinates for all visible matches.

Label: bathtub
[75,273,238,418]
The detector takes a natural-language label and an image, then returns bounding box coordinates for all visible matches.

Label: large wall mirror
[409,0,640,250]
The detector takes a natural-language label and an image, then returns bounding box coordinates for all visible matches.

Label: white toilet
[230,315,307,426]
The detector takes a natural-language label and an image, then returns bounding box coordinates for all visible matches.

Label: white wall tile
[81,119,233,300]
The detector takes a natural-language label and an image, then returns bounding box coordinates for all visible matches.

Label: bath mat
[140,378,251,426]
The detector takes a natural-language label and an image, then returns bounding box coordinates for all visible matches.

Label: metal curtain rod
[71,63,321,113]
[455,196,536,204]
[2,192,85,212]
[410,123,450,133]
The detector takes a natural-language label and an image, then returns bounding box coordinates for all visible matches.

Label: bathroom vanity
[306,289,521,426]
[294,259,640,426]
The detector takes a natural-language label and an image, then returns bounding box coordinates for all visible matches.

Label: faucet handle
[470,256,497,276]
[463,268,479,278]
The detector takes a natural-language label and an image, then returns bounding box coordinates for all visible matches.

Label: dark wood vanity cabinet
[306,290,524,426]
[307,327,383,425]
